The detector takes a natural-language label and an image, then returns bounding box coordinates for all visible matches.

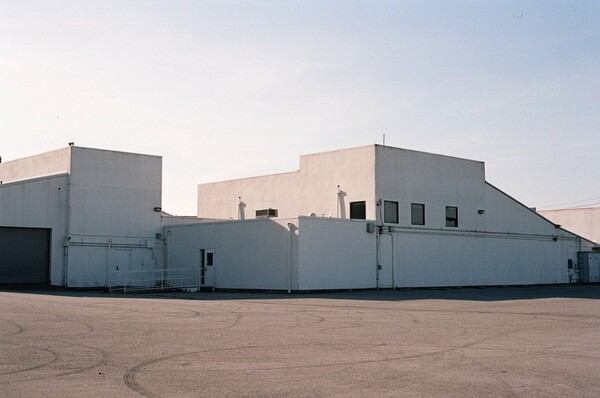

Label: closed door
[378,234,394,288]
[0,227,50,284]
[115,249,132,285]
[200,249,215,287]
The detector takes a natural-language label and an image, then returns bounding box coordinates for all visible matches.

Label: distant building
[538,208,600,245]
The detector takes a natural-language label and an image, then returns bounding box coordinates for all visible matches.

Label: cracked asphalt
[1,285,600,397]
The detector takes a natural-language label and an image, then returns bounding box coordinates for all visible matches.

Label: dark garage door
[0,227,50,284]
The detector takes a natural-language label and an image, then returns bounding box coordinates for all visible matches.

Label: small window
[411,203,425,225]
[350,201,366,219]
[256,208,278,218]
[383,200,398,223]
[446,206,458,227]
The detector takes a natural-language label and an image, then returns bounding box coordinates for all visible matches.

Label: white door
[378,234,394,288]
[200,249,216,288]
[115,249,132,286]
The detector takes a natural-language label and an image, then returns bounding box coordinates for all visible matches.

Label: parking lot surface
[1,285,600,397]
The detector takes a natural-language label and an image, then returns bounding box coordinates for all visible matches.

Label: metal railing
[107,268,198,293]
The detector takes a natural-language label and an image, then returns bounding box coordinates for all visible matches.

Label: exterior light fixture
[154,207,162,212]
[478,209,485,214]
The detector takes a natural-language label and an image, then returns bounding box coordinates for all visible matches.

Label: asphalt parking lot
[1,285,600,397]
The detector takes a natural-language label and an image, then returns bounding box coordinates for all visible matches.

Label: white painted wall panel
[484,183,557,235]
[165,219,293,290]
[376,146,486,230]
[394,232,485,287]
[297,217,376,290]
[198,172,301,220]
[483,237,566,285]
[299,146,376,219]
[66,236,160,287]
[69,147,162,237]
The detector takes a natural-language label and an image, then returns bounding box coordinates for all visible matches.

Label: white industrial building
[0,146,164,286]
[2,144,599,290]
[167,145,598,291]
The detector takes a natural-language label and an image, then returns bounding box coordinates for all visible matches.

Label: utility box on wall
[578,252,600,283]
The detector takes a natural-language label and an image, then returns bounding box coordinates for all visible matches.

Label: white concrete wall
[484,183,559,235]
[0,174,68,285]
[375,145,486,229]
[297,217,376,290]
[298,146,377,219]
[387,184,585,287]
[390,231,573,287]
[64,147,163,287]
[165,219,295,290]
[166,210,588,291]
[0,147,71,183]
[198,172,300,220]
[161,215,215,226]
[67,236,160,287]
[69,147,162,237]
[165,217,375,291]
[538,208,600,245]
[197,146,377,221]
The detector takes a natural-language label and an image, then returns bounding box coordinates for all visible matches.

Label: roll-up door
[0,227,50,284]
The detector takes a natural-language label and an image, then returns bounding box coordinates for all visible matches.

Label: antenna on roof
[382,134,386,146]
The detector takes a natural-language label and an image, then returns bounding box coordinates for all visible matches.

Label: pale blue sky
[1,1,599,215]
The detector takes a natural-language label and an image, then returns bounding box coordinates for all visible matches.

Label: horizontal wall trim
[384,226,577,242]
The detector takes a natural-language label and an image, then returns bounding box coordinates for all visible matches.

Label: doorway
[378,234,394,288]
[200,249,215,288]
[0,227,50,284]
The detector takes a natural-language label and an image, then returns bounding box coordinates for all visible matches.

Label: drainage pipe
[287,223,296,293]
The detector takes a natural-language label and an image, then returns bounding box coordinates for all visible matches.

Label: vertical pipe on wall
[107,237,112,286]
[390,232,395,289]
[63,173,72,287]
[287,223,296,293]
[336,185,340,218]
[375,227,380,289]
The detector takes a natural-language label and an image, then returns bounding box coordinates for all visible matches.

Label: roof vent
[256,208,278,218]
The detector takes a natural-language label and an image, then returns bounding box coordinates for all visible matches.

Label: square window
[411,203,425,225]
[350,201,366,219]
[446,206,458,227]
[383,200,398,223]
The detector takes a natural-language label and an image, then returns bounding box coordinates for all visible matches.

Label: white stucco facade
[0,146,163,287]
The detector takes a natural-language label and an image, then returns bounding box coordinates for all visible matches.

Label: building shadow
[1,284,599,302]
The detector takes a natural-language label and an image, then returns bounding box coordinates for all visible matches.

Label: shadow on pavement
[1,283,600,302]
